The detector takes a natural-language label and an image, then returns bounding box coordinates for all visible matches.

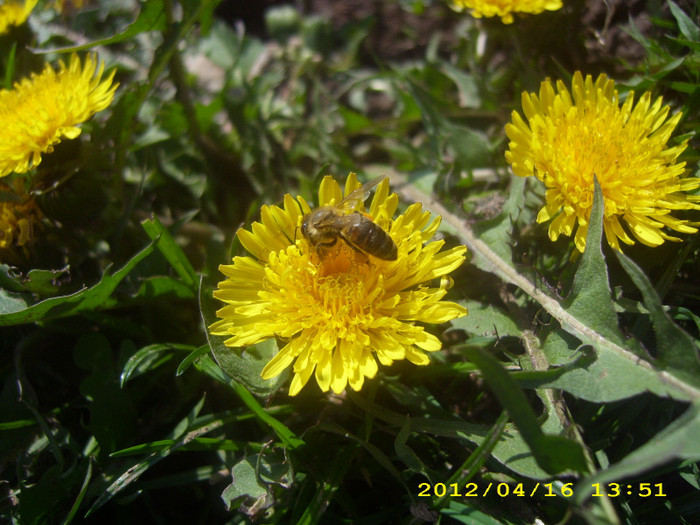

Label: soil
[214,0,696,72]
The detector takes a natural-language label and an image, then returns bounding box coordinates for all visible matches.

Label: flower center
[535,101,644,218]
[263,241,381,340]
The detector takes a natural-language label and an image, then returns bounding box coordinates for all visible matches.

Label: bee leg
[314,238,337,259]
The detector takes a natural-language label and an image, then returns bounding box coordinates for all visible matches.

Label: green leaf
[450,300,521,338]
[560,179,625,346]
[442,501,509,525]
[200,277,288,397]
[462,346,587,475]
[668,0,700,42]
[401,73,490,170]
[176,345,211,376]
[293,442,360,525]
[221,446,293,515]
[0,242,155,326]
[141,215,198,288]
[128,275,196,302]
[120,343,197,387]
[472,176,526,269]
[111,437,244,456]
[36,1,167,53]
[64,459,93,525]
[395,416,437,483]
[87,397,208,516]
[615,251,700,387]
[318,422,407,490]
[575,401,700,504]
[438,62,481,108]
[19,465,82,525]
[350,392,555,480]
[193,351,304,450]
[75,334,137,454]
[3,42,16,89]
[435,411,509,509]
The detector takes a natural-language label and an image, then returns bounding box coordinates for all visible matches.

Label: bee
[301,177,398,261]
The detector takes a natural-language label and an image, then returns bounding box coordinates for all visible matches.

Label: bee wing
[336,176,387,213]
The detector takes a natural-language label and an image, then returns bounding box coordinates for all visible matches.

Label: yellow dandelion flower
[450,0,562,24]
[505,71,700,252]
[0,0,37,34]
[0,179,42,249]
[0,53,118,178]
[211,174,468,395]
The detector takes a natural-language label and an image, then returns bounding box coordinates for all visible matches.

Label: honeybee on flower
[211,174,468,395]
[301,177,397,262]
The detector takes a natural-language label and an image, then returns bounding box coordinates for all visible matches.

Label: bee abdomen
[346,216,397,261]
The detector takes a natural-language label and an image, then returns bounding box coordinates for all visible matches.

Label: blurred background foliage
[1,0,699,524]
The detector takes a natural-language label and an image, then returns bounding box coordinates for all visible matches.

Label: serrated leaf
[0,266,68,295]
[221,456,271,514]
[221,446,293,515]
[524,186,699,402]
[561,180,625,346]
[534,330,681,401]
[0,241,155,326]
[395,171,699,403]
[472,176,525,267]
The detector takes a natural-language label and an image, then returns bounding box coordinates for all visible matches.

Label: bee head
[300,214,310,238]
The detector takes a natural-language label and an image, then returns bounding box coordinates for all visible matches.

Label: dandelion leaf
[472,176,525,268]
[449,300,521,338]
[532,183,699,402]
[614,251,700,387]
[0,241,156,326]
[560,179,625,346]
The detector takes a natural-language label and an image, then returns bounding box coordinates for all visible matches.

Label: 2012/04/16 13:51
[416,482,667,498]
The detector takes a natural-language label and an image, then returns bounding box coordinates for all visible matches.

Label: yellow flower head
[0,0,37,34]
[505,72,700,252]
[0,179,42,249]
[211,174,468,395]
[0,53,118,178]
[450,0,562,24]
